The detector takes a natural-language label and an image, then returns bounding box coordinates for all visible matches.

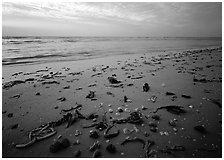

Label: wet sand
[2,47,222,158]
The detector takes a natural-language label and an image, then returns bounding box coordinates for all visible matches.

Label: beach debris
[108,109,113,113]
[104,125,120,139]
[10,94,22,99]
[150,127,158,132]
[49,138,70,153]
[108,76,121,84]
[194,125,206,133]
[3,80,25,89]
[120,136,146,148]
[16,124,57,149]
[73,139,80,145]
[143,131,150,137]
[145,149,157,158]
[57,97,66,102]
[91,71,103,77]
[106,144,117,153]
[63,85,70,89]
[188,105,194,109]
[143,83,150,92]
[89,130,99,138]
[168,119,177,127]
[148,121,157,127]
[123,128,134,135]
[7,113,13,118]
[148,95,157,103]
[92,149,101,158]
[124,96,132,103]
[142,105,148,110]
[181,94,192,99]
[144,140,156,157]
[130,76,144,79]
[88,83,97,87]
[117,107,123,112]
[161,83,166,87]
[25,78,35,82]
[86,91,95,99]
[166,92,176,96]
[127,83,134,86]
[152,105,186,115]
[74,130,82,136]
[171,95,177,101]
[193,76,207,83]
[75,87,82,90]
[124,108,131,113]
[113,111,143,124]
[89,141,101,152]
[124,96,128,102]
[73,150,81,157]
[160,131,169,136]
[152,114,160,120]
[12,71,23,76]
[42,80,60,85]
[166,145,186,151]
[106,91,115,97]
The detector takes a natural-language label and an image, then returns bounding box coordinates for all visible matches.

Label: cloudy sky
[2,2,222,37]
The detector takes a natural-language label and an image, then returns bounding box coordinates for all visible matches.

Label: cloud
[2,2,222,36]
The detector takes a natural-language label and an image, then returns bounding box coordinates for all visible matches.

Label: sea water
[2,36,221,65]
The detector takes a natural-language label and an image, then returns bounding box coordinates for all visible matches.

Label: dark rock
[148,121,157,127]
[124,96,128,102]
[42,81,60,85]
[194,125,206,133]
[57,97,66,102]
[36,92,40,96]
[73,150,81,157]
[152,115,160,120]
[106,144,116,153]
[166,92,176,96]
[49,138,70,153]
[86,91,95,99]
[49,141,62,153]
[25,78,35,82]
[60,138,70,148]
[108,77,120,84]
[181,94,191,99]
[143,83,150,92]
[117,107,123,112]
[7,113,13,118]
[3,80,25,89]
[10,123,18,129]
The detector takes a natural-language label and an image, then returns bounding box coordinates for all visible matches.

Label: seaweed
[104,125,120,139]
[120,137,146,149]
[152,105,186,115]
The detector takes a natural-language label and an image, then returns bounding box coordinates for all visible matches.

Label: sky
[2,2,222,37]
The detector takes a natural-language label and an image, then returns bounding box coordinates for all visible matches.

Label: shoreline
[2,47,222,158]
[2,46,222,67]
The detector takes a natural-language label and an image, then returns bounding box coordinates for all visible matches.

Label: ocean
[2,37,222,65]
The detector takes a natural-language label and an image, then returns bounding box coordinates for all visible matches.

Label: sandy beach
[2,47,222,158]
